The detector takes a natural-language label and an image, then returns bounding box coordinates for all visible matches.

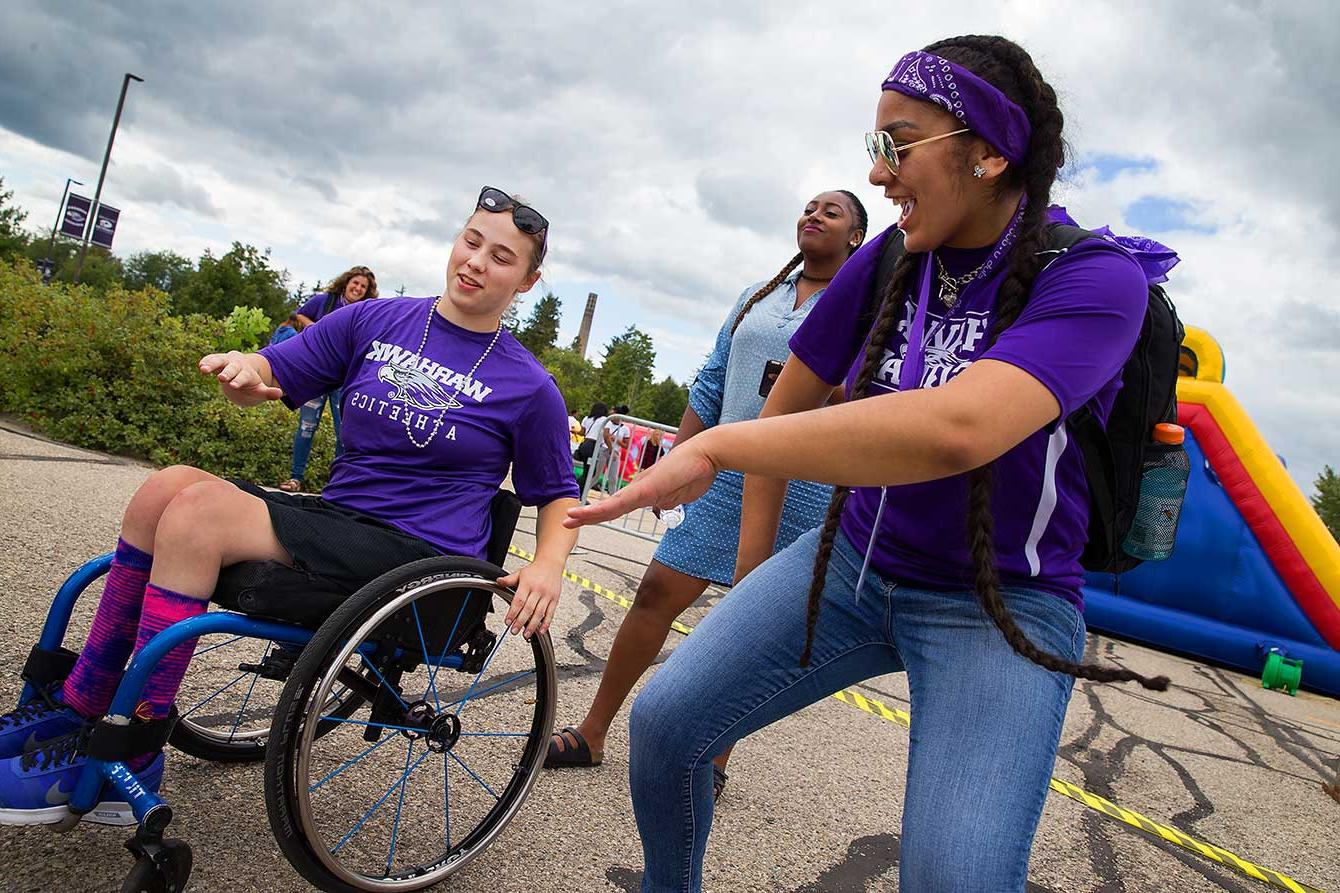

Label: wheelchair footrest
[88,708,179,761]
[22,644,78,688]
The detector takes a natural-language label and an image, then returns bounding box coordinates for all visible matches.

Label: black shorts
[230,480,440,586]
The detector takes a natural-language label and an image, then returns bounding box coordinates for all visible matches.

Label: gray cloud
[2,0,1337,486]
[695,169,801,237]
[291,173,338,203]
[115,161,220,216]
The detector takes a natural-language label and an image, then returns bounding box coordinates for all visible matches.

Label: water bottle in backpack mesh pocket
[1122,423,1190,561]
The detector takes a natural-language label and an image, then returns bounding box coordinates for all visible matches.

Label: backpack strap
[860,229,908,330]
[322,290,340,317]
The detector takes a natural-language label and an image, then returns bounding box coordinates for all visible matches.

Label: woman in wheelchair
[0,186,580,825]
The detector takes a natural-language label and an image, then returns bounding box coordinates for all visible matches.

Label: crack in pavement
[0,452,128,466]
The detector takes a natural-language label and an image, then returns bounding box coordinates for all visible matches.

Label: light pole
[43,177,83,283]
[74,72,143,283]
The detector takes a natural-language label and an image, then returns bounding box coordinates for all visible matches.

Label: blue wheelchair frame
[23,553,467,830]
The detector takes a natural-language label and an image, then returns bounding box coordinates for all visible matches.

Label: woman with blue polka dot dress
[546,190,868,798]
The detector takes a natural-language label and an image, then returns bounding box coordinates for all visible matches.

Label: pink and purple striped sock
[62,539,153,719]
[130,584,206,725]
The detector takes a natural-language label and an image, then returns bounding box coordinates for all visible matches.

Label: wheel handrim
[291,576,554,891]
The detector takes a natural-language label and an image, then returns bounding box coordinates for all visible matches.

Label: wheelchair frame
[16,492,557,892]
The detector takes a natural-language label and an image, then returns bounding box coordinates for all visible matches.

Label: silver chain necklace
[935,255,988,309]
[401,298,501,450]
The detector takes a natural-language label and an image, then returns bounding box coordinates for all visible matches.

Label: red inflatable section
[1181,403,1340,648]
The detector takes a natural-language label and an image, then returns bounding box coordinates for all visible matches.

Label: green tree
[639,376,689,426]
[18,236,122,292]
[539,346,598,416]
[173,242,291,321]
[501,299,522,332]
[596,325,656,409]
[122,249,195,294]
[395,284,407,297]
[0,178,30,262]
[516,289,562,357]
[1313,465,1340,543]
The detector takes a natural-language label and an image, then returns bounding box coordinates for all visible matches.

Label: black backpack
[321,290,340,318]
[872,224,1185,574]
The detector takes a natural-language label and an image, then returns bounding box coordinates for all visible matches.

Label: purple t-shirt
[789,233,1146,605]
[296,292,341,322]
[260,297,579,558]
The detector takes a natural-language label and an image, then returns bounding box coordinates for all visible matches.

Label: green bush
[219,305,273,353]
[0,260,335,487]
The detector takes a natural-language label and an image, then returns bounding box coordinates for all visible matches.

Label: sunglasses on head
[476,186,549,260]
[864,128,970,175]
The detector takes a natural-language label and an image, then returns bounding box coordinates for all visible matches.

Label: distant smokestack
[577,292,598,359]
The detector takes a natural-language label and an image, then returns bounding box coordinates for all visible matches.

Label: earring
[973,165,987,179]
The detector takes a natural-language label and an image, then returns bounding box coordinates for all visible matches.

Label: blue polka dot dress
[654,271,833,586]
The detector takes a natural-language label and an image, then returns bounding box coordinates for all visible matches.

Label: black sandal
[712,765,728,802]
[544,726,602,768]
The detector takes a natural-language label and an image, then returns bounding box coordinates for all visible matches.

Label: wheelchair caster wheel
[121,839,192,893]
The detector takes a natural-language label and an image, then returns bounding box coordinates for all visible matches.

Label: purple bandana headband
[882,51,1032,166]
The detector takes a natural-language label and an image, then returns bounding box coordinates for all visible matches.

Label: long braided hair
[729,190,869,336]
[799,36,1169,692]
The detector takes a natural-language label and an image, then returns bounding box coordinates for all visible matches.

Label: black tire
[120,840,192,893]
[263,556,555,893]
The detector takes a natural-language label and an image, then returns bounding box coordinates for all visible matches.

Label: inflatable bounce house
[1083,326,1340,697]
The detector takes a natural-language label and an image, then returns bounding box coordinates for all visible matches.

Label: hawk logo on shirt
[872,307,993,392]
[378,362,464,411]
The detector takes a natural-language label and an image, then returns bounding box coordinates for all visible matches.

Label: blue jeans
[629,527,1084,892]
[289,388,343,482]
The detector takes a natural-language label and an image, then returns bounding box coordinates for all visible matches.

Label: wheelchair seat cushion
[212,559,496,656]
[212,561,355,629]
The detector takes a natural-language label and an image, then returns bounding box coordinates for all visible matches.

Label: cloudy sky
[2,1,1337,488]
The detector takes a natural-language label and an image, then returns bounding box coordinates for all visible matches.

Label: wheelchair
[16,490,557,892]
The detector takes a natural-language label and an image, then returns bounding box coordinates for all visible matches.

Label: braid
[928,35,1168,691]
[730,252,802,336]
[800,251,912,665]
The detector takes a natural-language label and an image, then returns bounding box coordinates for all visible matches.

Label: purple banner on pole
[60,193,91,239]
[90,204,120,249]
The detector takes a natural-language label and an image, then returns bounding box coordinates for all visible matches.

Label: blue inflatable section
[1082,433,1340,696]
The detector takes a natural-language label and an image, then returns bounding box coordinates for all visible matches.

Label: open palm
[565,440,717,528]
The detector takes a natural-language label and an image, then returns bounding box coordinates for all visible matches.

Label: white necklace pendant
[401,299,501,451]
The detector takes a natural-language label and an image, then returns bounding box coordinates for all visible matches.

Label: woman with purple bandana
[569,36,1169,892]
[0,187,580,825]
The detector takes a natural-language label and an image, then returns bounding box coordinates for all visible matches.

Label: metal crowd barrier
[577,413,678,543]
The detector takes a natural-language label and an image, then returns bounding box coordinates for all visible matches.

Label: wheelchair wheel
[265,556,555,892]
[171,628,370,763]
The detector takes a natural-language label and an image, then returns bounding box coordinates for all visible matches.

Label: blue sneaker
[0,730,165,826]
[0,689,85,758]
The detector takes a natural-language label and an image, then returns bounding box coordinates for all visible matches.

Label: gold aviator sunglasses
[865,128,970,175]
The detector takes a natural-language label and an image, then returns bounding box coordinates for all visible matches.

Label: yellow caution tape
[510,544,1326,893]
[508,544,693,636]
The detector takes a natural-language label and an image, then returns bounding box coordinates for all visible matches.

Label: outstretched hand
[564,439,718,528]
[199,351,283,406]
